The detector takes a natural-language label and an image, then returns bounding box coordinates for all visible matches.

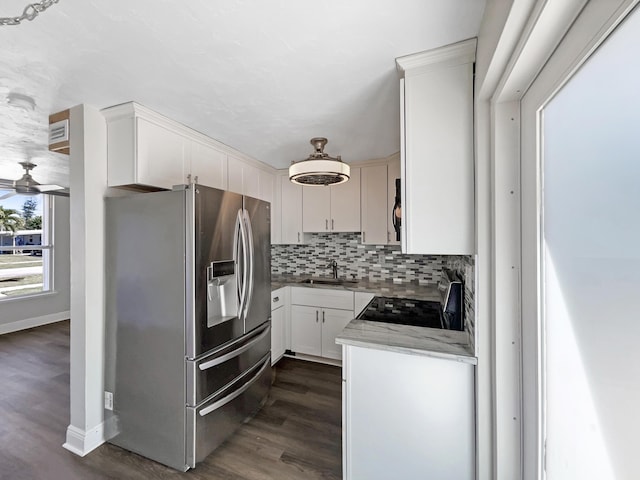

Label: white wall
[543,8,640,478]
[0,195,70,333]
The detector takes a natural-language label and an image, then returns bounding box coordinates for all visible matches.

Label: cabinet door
[227,156,261,198]
[361,165,388,244]
[189,140,228,190]
[331,167,360,232]
[290,305,322,356]
[303,185,331,232]
[227,156,244,194]
[281,176,304,244]
[259,170,275,203]
[243,163,261,199]
[271,307,286,365]
[403,62,474,254]
[137,118,186,189]
[387,158,401,245]
[321,308,353,360]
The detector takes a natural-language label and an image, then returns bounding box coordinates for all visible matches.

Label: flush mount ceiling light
[6,92,36,110]
[0,0,59,26]
[289,137,350,186]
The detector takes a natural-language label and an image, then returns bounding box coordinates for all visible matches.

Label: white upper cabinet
[227,155,262,199]
[189,139,228,190]
[302,185,331,232]
[102,102,274,196]
[360,164,388,245]
[279,175,304,244]
[397,39,476,255]
[105,112,187,190]
[302,167,361,233]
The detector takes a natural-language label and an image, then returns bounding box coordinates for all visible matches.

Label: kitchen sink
[298,277,359,286]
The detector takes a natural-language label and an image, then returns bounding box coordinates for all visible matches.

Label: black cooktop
[358,296,443,329]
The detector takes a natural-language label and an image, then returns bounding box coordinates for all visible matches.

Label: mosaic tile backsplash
[271,233,476,349]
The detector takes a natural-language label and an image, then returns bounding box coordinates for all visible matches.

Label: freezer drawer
[186,322,271,406]
[186,353,271,468]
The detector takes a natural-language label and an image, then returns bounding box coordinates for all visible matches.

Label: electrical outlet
[104,391,113,411]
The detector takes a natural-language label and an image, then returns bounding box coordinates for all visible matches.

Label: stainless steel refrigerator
[104,184,271,471]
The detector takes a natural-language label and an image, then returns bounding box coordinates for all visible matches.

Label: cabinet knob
[316,310,319,322]
[331,219,334,230]
[297,232,300,243]
[273,296,279,303]
[362,232,366,243]
[322,311,325,323]
[325,219,328,230]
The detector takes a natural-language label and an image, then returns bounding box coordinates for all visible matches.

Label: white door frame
[488,0,639,478]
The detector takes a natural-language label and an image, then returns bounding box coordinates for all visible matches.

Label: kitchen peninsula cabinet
[396,38,475,255]
[342,345,475,479]
[302,167,361,233]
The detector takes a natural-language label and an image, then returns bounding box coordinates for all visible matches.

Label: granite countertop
[336,319,476,364]
[271,274,441,302]
[271,273,476,364]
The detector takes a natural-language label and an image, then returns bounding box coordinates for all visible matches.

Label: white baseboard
[63,423,105,457]
[0,311,70,335]
[284,352,341,367]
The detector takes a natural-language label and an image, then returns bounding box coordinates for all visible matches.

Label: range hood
[289,137,350,186]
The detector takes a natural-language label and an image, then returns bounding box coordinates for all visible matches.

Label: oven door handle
[198,324,270,371]
[199,354,270,417]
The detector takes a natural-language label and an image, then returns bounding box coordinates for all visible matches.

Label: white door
[520,2,640,479]
[302,185,331,232]
[320,308,353,360]
[330,167,360,232]
[290,305,321,356]
[280,177,304,244]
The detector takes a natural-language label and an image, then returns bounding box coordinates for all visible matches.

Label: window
[0,194,52,299]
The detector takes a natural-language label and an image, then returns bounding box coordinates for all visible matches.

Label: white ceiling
[0,0,485,187]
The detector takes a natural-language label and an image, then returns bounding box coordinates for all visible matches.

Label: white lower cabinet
[342,345,475,479]
[289,287,354,361]
[270,288,288,365]
[320,308,353,360]
[290,305,322,357]
[290,306,352,360]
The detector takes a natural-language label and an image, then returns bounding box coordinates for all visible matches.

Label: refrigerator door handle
[242,209,254,322]
[198,324,270,371]
[198,353,270,417]
[235,209,248,321]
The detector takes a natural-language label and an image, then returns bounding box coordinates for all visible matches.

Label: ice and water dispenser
[206,260,238,327]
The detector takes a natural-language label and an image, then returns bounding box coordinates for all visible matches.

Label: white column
[63,104,108,456]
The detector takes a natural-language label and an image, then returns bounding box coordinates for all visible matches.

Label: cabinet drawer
[271,288,285,310]
[291,287,354,311]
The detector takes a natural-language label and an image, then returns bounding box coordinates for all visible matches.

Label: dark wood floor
[0,321,342,479]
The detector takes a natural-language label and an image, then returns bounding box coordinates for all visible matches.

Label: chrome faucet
[328,260,338,279]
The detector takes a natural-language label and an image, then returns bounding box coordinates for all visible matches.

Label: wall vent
[49,109,70,154]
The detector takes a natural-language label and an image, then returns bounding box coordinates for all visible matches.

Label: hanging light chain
[0,0,60,26]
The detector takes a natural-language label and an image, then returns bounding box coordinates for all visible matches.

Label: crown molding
[396,38,477,77]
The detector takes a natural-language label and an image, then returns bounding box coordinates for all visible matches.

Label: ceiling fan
[0,161,69,200]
